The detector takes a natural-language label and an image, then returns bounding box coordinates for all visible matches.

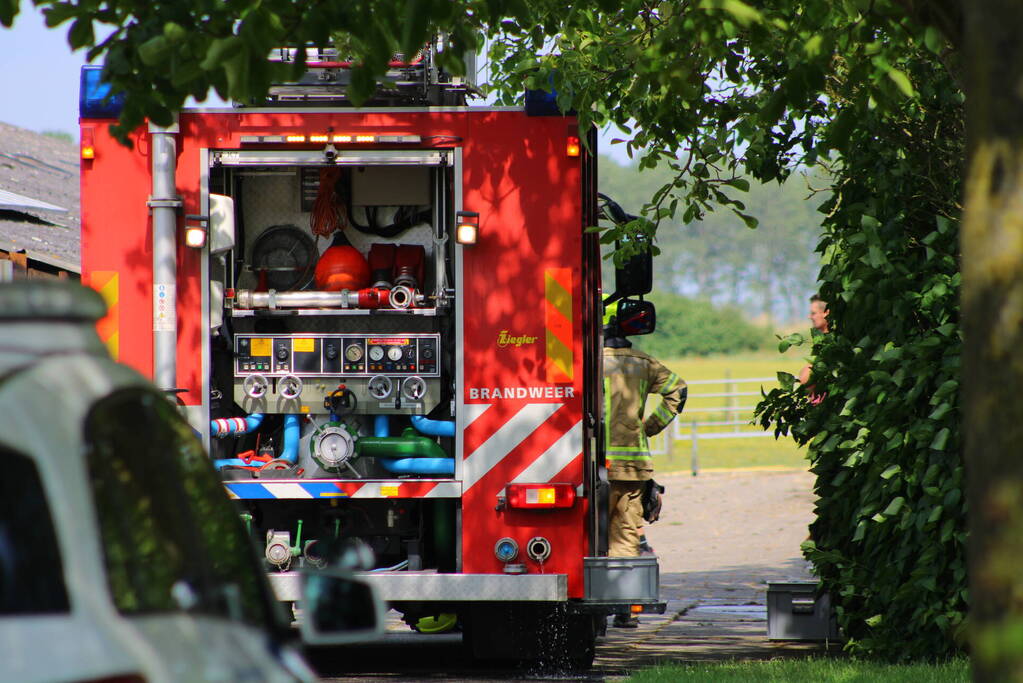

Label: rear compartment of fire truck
[203,152,599,667]
[208,156,454,576]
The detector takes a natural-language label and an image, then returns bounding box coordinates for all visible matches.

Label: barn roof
[0,121,80,271]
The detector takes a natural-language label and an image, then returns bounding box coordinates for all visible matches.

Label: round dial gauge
[345,344,364,362]
[368,346,384,361]
[387,346,404,362]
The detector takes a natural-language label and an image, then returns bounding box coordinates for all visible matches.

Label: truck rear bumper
[269,570,568,603]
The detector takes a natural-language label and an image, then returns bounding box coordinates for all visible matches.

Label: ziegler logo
[497,330,538,348]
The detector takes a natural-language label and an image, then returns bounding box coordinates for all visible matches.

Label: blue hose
[410,415,455,437]
[374,415,390,438]
[378,457,454,476]
[210,413,264,437]
[214,414,300,469]
[280,414,300,465]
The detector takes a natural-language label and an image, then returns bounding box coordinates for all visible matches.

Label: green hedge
[755,54,965,660]
[632,291,773,358]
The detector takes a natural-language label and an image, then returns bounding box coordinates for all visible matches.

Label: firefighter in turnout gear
[603,298,686,562]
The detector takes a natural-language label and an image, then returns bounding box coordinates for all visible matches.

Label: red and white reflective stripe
[510,420,582,484]
[464,402,491,427]
[462,403,562,491]
[462,402,583,491]
[225,480,460,499]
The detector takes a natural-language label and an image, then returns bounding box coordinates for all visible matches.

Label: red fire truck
[78,45,661,667]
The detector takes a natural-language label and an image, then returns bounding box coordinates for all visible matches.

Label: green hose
[355,428,447,459]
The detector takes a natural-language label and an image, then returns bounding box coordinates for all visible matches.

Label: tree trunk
[963,1,1023,678]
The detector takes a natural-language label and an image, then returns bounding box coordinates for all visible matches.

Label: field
[648,351,809,473]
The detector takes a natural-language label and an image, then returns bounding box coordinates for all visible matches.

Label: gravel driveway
[646,467,816,576]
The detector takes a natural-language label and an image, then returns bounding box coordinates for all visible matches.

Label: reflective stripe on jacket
[603,346,686,481]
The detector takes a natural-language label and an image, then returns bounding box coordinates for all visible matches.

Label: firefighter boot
[612,614,640,628]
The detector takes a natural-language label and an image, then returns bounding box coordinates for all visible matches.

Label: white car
[0,280,381,683]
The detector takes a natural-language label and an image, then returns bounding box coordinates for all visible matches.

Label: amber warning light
[506,483,576,509]
[81,128,95,160]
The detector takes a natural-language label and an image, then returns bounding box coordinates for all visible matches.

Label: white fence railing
[646,375,779,474]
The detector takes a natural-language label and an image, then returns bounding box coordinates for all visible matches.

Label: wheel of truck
[462,604,597,672]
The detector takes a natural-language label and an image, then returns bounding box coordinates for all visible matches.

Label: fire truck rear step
[269,570,567,602]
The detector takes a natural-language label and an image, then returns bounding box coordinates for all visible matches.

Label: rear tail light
[566,134,581,157]
[506,483,576,509]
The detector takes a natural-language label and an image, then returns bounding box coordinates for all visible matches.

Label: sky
[0,8,632,163]
[2,6,85,137]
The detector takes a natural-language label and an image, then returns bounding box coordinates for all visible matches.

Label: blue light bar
[79,65,125,119]
[524,88,563,117]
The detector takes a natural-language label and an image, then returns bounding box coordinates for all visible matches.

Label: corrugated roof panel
[0,188,68,213]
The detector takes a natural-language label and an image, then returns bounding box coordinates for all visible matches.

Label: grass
[648,351,810,473]
[627,658,970,683]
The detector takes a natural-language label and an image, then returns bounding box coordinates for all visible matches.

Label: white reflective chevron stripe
[352,483,389,498]
[463,403,562,491]
[511,419,583,484]
[424,482,461,498]
[464,402,491,427]
[261,483,314,499]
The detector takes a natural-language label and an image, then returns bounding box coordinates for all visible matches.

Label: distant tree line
[630,290,774,359]
[599,155,824,325]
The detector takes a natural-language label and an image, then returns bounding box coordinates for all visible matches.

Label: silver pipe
[149,118,182,391]
[234,288,426,310]
[235,289,356,309]
[432,167,448,303]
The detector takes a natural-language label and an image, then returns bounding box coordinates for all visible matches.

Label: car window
[0,447,70,614]
[84,389,276,628]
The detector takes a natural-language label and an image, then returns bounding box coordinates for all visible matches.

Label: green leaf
[928,403,952,421]
[882,496,905,516]
[138,36,171,66]
[200,36,245,71]
[733,209,758,229]
[929,427,950,451]
[401,0,433,59]
[698,0,763,26]
[0,0,17,27]
[163,22,187,43]
[804,34,824,58]
[42,3,77,28]
[880,464,901,480]
[887,68,915,98]
[68,17,94,50]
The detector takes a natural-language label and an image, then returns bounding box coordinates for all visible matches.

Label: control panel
[232,333,443,416]
[235,334,440,377]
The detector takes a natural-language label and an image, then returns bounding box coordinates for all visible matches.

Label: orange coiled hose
[310,167,349,239]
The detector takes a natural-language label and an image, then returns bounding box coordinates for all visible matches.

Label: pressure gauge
[345,344,364,362]
[387,346,403,362]
[368,346,384,362]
